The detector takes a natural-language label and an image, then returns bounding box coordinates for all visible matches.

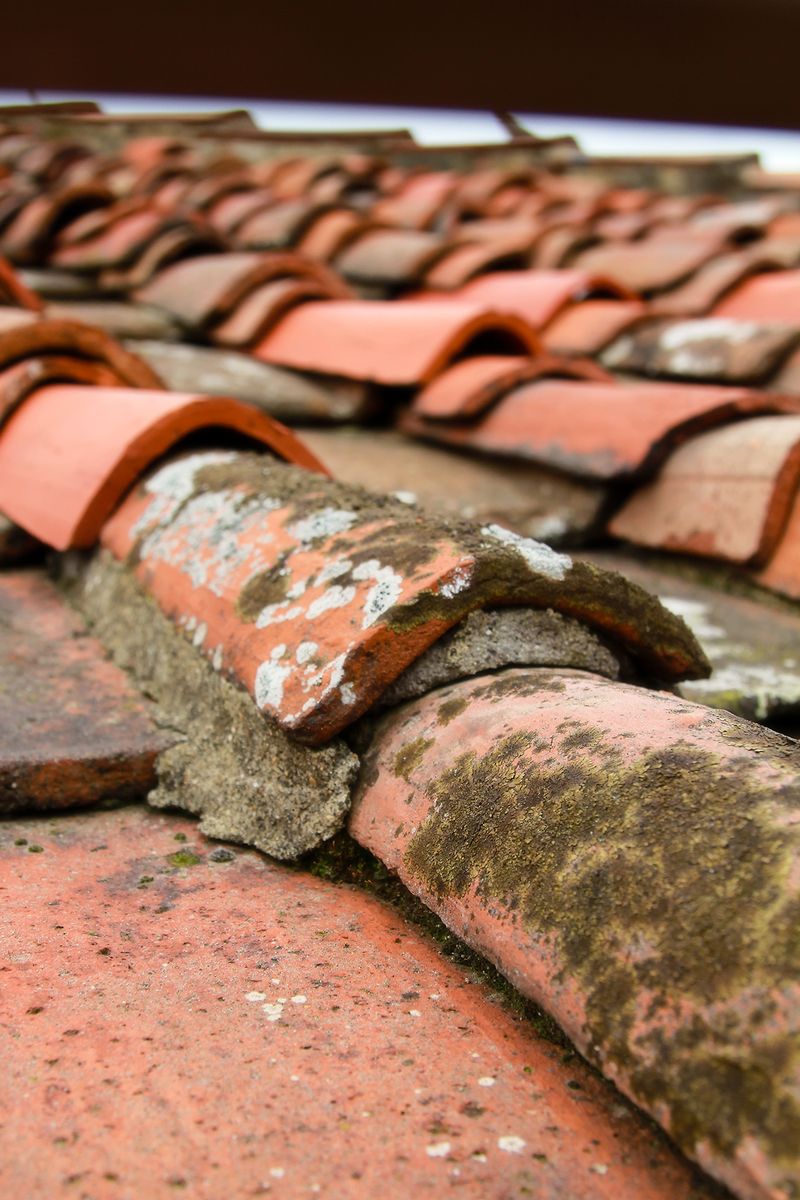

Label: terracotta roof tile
[411,354,606,421]
[540,297,646,354]
[0,183,113,266]
[99,450,704,743]
[420,239,533,290]
[714,267,800,324]
[572,237,721,294]
[351,666,800,1200]
[602,315,800,384]
[0,317,163,389]
[254,299,539,385]
[136,251,348,331]
[0,386,325,549]
[609,414,800,564]
[403,378,798,480]
[334,227,450,288]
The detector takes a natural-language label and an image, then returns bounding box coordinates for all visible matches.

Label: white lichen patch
[296,641,319,665]
[497,1136,526,1154]
[481,523,571,580]
[255,645,291,710]
[438,561,474,600]
[192,621,208,648]
[339,681,356,706]
[306,584,357,620]
[262,1001,285,1022]
[288,507,357,544]
[245,991,266,1002]
[478,1076,496,1088]
[426,1142,451,1159]
[352,559,404,628]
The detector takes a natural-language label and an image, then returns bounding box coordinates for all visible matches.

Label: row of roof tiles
[2,118,800,1200]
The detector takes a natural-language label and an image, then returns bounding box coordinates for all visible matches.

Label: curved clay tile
[0,386,327,550]
[417,269,634,330]
[351,668,799,1200]
[181,172,259,213]
[756,487,800,599]
[532,226,603,269]
[100,450,704,745]
[207,189,274,236]
[0,319,163,389]
[370,172,457,230]
[401,379,800,482]
[0,184,114,265]
[98,224,227,292]
[211,276,345,348]
[334,228,449,287]
[254,299,539,385]
[54,197,149,249]
[136,251,348,330]
[713,268,800,325]
[541,298,646,355]
[421,239,532,291]
[610,414,800,564]
[0,256,43,312]
[651,251,784,317]
[572,238,720,295]
[0,354,122,426]
[602,316,800,385]
[52,208,190,272]
[411,353,606,420]
[295,208,367,261]
[235,200,340,251]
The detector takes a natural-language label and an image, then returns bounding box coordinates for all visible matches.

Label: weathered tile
[602,316,800,384]
[403,378,797,480]
[572,238,718,294]
[101,450,706,743]
[585,550,800,723]
[303,426,608,544]
[610,415,800,564]
[0,569,164,811]
[352,667,800,1200]
[136,250,348,330]
[129,340,371,423]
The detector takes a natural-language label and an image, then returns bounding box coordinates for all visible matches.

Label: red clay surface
[0,804,718,1200]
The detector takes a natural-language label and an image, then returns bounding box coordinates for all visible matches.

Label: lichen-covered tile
[351,667,800,1200]
[100,450,707,744]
